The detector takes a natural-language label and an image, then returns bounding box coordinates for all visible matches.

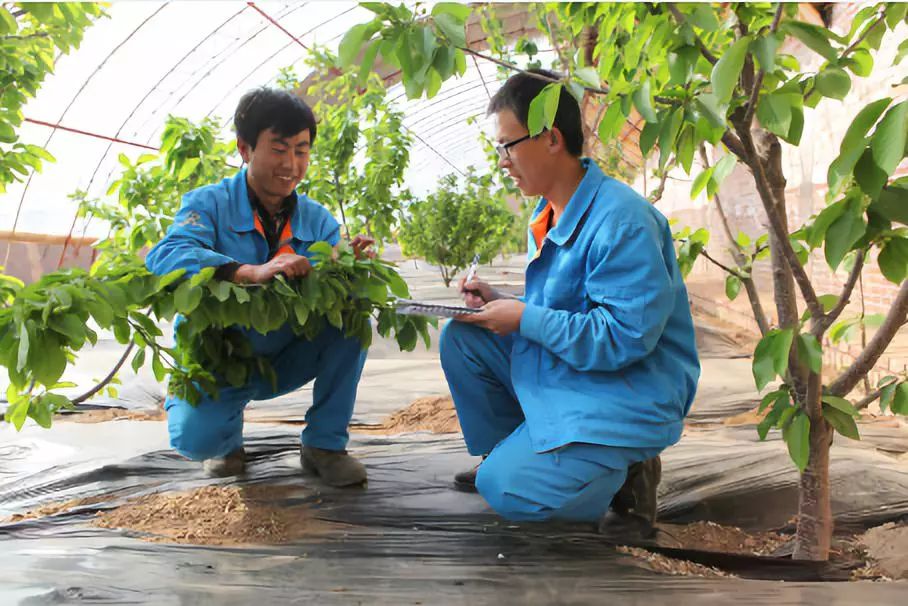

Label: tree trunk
[794,369,833,560]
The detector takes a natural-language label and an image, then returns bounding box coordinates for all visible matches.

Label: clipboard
[395,299,481,318]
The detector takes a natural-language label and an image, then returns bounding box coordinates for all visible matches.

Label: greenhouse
[1,2,907,603]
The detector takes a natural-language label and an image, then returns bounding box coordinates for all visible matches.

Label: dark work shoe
[301,446,367,487]
[453,456,486,493]
[202,447,247,477]
[609,455,661,525]
[598,510,657,540]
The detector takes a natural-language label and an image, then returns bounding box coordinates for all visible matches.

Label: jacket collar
[228,169,317,241]
[537,158,606,247]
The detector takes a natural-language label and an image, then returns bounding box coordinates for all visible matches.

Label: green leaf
[307,241,334,260]
[751,34,781,71]
[425,67,443,98]
[694,95,727,141]
[823,405,860,440]
[846,48,873,77]
[527,83,562,136]
[31,342,67,387]
[598,102,625,142]
[871,183,908,225]
[431,2,471,21]
[752,328,794,391]
[782,21,838,61]
[397,319,418,351]
[16,324,30,373]
[895,39,908,66]
[49,314,85,347]
[152,353,166,382]
[725,274,742,300]
[293,301,309,326]
[822,395,859,416]
[870,101,907,177]
[814,68,851,100]
[840,98,892,152]
[174,281,203,314]
[711,36,751,104]
[338,23,371,68]
[638,120,660,157]
[131,347,146,374]
[177,158,200,181]
[824,198,866,270]
[854,148,888,198]
[892,383,908,415]
[691,167,714,198]
[784,411,811,472]
[756,93,793,137]
[878,237,908,283]
[157,269,186,290]
[632,80,657,123]
[797,333,823,373]
[433,12,466,48]
[6,399,29,431]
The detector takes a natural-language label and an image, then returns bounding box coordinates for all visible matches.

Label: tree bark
[794,368,833,560]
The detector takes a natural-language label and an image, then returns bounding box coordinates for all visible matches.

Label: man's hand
[455,299,526,336]
[234,254,312,284]
[349,235,376,259]
[459,276,500,308]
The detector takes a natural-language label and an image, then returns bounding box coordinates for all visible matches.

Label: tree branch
[829,280,908,397]
[71,343,134,405]
[1,32,51,41]
[842,12,887,58]
[742,4,784,129]
[700,248,748,279]
[461,46,679,106]
[667,3,718,65]
[721,132,748,161]
[815,249,866,335]
[734,124,825,322]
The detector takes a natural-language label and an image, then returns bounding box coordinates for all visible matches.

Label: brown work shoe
[202,447,247,477]
[301,446,367,487]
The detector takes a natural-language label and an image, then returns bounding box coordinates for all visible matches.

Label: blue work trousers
[439,320,660,522]
[165,326,367,460]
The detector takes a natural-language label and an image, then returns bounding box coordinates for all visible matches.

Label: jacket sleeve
[145,191,237,277]
[518,221,674,372]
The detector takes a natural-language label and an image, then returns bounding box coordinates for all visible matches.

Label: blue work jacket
[145,170,340,353]
[146,169,339,277]
[514,160,700,452]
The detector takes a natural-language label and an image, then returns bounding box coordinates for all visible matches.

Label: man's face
[238,127,311,202]
[493,108,551,198]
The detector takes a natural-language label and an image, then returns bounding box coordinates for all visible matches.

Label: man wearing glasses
[439,69,700,534]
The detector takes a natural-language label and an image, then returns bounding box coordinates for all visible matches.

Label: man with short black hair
[146,88,372,486]
[440,70,700,529]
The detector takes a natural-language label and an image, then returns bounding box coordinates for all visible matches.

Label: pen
[464,253,480,286]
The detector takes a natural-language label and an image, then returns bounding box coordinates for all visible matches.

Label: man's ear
[547,127,566,155]
[237,137,252,164]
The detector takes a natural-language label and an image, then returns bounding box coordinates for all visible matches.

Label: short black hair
[234,87,317,148]
[487,69,584,157]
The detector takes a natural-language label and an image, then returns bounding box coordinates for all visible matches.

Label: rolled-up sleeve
[519,221,674,372]
[145,192,237,277]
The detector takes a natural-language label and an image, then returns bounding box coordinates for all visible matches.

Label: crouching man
[146,88,372,486]
[440,70,700,529]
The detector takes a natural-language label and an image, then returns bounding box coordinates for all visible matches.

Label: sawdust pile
[658,521,789,556]
[616,546,733,578]
[92,484,336,545]
[355,395,460,434]
[57,406,166,423]
[4,494,112,523]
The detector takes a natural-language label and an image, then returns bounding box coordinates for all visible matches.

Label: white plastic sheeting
[2,1,516,235]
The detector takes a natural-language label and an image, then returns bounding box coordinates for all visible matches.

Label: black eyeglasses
[495,133,534,160]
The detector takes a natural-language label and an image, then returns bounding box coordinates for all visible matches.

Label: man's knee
[165,398,239,461]
[475,457,556,522]
[440,320,480,365]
